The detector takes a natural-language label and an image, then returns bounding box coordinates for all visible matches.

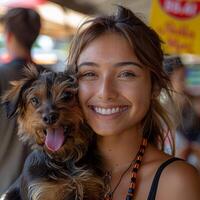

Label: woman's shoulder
[142,145,200,199]
[161,157,199,185]
[148,147,200,200]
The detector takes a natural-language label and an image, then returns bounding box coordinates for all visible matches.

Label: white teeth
[93,106,127,115]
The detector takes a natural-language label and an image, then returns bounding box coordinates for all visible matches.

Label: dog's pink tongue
[45,127,64,152]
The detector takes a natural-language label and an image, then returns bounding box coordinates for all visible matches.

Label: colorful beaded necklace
[104,137,148,200]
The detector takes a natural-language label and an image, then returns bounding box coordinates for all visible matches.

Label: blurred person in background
[176,91,200,170]
[163,55,186,129]
[0,7,42,194]
[164,55,200,171]
[164,56,186,106]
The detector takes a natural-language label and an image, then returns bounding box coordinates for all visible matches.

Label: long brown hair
[67,6,175,153]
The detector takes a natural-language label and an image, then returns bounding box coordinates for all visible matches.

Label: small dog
[2,66,104,200]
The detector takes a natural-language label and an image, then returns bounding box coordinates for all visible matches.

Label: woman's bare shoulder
[157,156,200,200]
[144,145,200,200]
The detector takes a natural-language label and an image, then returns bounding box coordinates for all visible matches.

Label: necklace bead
[104,137,148,200]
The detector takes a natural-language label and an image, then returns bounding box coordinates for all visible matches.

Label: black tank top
[147,157,183,200]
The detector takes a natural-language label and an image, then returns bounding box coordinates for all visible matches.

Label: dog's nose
[43,112,59,125]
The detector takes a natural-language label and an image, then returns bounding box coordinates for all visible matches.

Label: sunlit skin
[78,33,152,139]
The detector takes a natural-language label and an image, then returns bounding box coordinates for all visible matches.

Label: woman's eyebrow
[113,61,143,68]
[77,62,98,68]
[77,61,143,68]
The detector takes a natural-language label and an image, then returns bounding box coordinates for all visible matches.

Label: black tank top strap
[147,157,184,200]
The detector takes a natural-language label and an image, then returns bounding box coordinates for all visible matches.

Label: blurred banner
[150,0,200,55]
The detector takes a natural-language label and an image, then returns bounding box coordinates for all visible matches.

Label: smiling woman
[77,33,152,138]
[67,5,200,200]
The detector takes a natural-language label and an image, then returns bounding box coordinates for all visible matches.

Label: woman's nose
[97,77,118,101]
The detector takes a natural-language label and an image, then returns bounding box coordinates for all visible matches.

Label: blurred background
[0,0,200,183]
[0,0,155,71]
[0,0,199,69]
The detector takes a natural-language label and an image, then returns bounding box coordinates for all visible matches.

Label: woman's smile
[89,105,129,117]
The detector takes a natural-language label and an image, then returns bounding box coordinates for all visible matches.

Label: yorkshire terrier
[2,66,104,200]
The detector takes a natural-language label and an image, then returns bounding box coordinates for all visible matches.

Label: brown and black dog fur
[1,66,104,200]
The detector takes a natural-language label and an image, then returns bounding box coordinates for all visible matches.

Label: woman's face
[77,32,152,137]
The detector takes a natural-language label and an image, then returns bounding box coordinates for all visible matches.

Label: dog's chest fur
[16,150,102,200]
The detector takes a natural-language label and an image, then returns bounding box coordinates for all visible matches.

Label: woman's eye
[61,92,74,101]
[79,72,97,80]
[119,71,136,78]
[31,96,40,107]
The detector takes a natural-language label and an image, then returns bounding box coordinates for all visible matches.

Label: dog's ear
[1,80,25,119]
[23,64,43,79]
[1,64,42,119]
[2,97,20,119]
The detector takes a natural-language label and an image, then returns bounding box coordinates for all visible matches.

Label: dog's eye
[31,97,40,107]
[61,92,74,101]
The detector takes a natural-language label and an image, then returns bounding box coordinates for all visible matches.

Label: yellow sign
[150,0,200,55]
